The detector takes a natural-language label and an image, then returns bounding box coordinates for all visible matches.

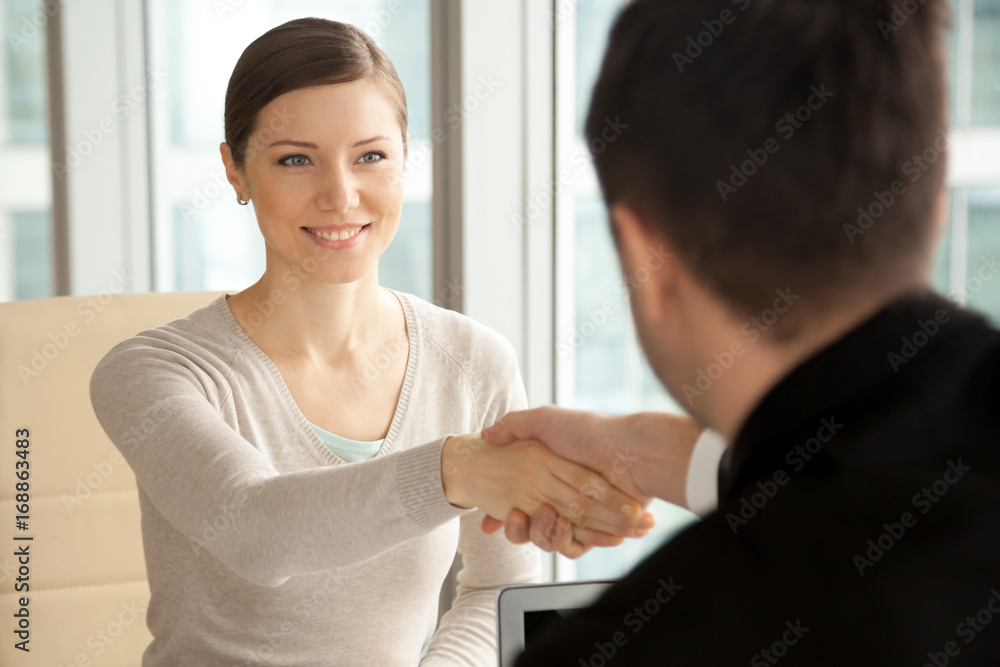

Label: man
[488,0,1000,663]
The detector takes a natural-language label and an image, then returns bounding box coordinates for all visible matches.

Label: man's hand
[479,406,703,556]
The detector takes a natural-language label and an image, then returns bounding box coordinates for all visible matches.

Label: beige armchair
[0,291,224,666]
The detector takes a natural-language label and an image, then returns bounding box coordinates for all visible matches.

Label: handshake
[439,406,705,558]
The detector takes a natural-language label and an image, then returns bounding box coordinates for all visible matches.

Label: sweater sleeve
[420,340,541,666]
[89,342,466,588]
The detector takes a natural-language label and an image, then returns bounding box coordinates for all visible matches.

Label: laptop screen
[497,581,614,667]
[524,608,583,645]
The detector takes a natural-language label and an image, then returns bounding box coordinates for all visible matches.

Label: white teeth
[310,227,363,241]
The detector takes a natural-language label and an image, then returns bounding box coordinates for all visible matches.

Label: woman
[90,18,649,666]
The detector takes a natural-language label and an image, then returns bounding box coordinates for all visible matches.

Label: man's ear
[220,142,248,199]
[609,203,677,320]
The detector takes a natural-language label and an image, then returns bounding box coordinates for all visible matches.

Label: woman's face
[229,79,405,286]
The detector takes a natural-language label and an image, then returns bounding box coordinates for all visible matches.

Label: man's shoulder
[894,299,1000,448]
[520,493,1000,664]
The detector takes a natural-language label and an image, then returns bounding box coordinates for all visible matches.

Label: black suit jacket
[518,292,1000,665]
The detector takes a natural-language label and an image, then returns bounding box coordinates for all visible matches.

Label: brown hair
[224,17,407,167]
[586,0,950,328]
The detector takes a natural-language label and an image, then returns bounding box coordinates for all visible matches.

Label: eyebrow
[352,135,392,147]
[268,140,318,149]
[267,136,392,149]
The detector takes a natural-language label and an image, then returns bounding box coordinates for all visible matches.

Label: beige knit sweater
[90,292,540,666]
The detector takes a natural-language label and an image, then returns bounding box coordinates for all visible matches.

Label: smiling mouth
[305,225,367,241]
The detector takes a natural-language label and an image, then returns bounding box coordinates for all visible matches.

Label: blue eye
[358,151,387,164]
[280,154,311,167]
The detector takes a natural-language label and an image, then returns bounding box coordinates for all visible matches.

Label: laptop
[496,580,615,667]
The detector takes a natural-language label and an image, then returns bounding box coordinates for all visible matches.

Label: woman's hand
[440,434,653,538]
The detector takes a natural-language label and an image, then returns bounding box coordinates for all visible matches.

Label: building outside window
[0,0,53,301]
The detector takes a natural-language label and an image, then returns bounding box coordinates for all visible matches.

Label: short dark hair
[224,17,407,168]
[586,0,950,327]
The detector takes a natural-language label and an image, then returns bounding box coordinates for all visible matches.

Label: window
[968,0,1000,125]
[944,0,1000,318]
[146,0,432,300]
[555,0,696,581]
[0,0,53,301]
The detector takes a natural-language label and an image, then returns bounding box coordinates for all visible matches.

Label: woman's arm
[91,340,639,589]
[419,510,540,666]
[420,338,539,666]
[91,354,462,587]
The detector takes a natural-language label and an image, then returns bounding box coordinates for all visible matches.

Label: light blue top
[308,423,384,463]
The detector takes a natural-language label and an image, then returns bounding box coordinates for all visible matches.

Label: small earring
[237,194,249,206]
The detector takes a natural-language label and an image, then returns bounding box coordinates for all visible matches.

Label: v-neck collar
[216,289,420,466]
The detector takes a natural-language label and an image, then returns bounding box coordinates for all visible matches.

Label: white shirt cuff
[685,429,727,518]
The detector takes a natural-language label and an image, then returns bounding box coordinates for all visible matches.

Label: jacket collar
[719,290,967,499]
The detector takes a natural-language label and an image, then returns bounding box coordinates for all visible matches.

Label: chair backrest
[0,291,224,666]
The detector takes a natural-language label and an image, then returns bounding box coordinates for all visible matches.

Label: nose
[318,165,360,214]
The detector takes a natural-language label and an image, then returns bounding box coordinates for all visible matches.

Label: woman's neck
[228,267,397,365]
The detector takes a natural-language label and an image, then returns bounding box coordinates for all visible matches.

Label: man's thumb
[481,419,516,445]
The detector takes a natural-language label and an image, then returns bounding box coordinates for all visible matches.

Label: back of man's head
[587,0,950,335]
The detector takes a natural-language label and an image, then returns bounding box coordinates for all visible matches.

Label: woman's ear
[220,142,249,200]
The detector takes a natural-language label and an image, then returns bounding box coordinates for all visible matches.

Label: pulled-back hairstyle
[224,17,407,167]
[586,0,950,328]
